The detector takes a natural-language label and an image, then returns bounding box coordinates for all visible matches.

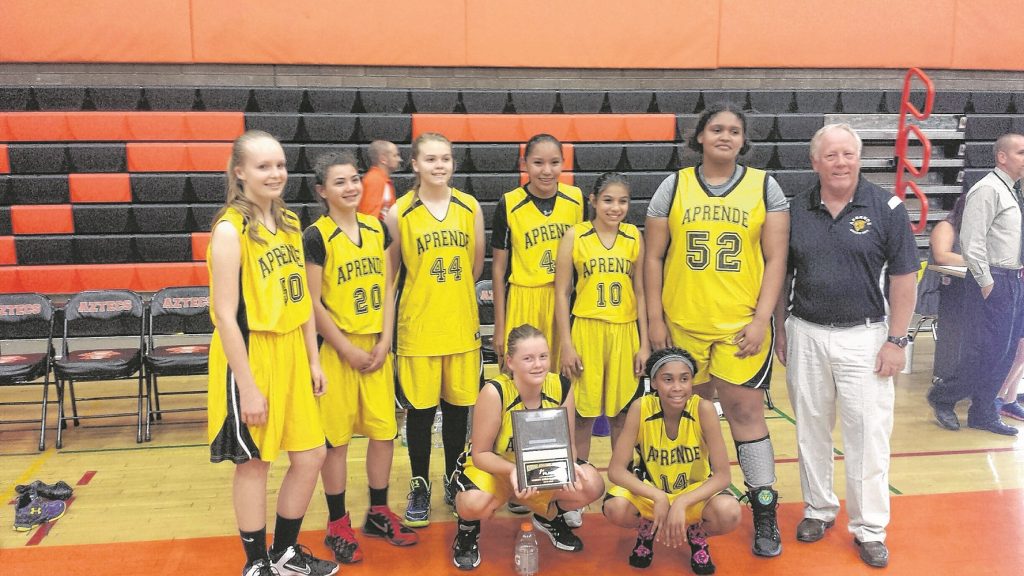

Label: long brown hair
[212,130,298,245]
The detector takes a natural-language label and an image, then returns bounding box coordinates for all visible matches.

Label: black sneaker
[687,522,716,575]
[242,557,279,576]
[15,480,74,501]
[629,517,656,568]
[747,486,782,557]
[403,476,432,527]
[452,519,481,570]
[532,513,583,552]
[270,544,338,576]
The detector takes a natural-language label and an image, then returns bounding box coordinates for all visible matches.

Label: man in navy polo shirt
[774,123,918,569]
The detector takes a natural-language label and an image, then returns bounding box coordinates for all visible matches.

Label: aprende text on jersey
[336,257,383,284]
[647,444,703,466]
[415,230,470,255]
[523,223,572,250]
[581,257,632,278]
[257,245,304,278]
[679,204,751,228]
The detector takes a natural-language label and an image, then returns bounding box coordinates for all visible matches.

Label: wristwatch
[886,335,910,348]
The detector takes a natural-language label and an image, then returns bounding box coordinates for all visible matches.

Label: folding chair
[53,290,145,448]
[144,286,211,441]
[0,293,56,451]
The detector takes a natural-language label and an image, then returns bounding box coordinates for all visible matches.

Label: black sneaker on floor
[747,486,782,557]
[533,513,583,552]
[270,544,338,576]
[452,519,481,570]
[628,517,656,568]
[15,480,73,501]
[242,557,279,576]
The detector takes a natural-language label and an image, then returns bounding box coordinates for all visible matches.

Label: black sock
[406,406,437,480]
[271,515,303,554]
[440,400,469,478]
[240,527,268,565]
[325,491,346,522]
[369,486,388,507]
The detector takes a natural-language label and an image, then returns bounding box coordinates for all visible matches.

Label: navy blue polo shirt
[788,178,919,325]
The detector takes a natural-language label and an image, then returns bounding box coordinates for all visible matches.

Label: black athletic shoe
[270,544,338,576]
[532,513,583,552]
[242,558,279,576]
[628,517,656,568]
[746,486,782,557]
[15,480,73,501]
[687,523,716,575]
[452,519,481,570]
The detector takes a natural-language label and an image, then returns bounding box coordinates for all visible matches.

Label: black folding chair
[0,293,56,451]
[53,290,145,448]
[144,286,211,441]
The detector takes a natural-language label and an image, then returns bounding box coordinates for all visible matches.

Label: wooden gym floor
[2,336,1022,575]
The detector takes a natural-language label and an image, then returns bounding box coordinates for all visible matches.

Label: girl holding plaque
[604,347,740,575]
[449,325,604,570]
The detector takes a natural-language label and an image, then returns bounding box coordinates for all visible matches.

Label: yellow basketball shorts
[208,328,325,464]
[318,332,397,446]
[571,317,643,418]
[506,284,560,367]
[606,481,715,525]
[397,348,482,409]
[666,318,773,389]
[455,454,556,519]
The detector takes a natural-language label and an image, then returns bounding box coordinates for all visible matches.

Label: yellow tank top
[634,393,710,494]
[571,221,640,323]
[395,188,481,355]
[488,372,570,463]
[307,213,388,335]
[504,183,585,287]
[208,207,311,334]
[662,166,767,331]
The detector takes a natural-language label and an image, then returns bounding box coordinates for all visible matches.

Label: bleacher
[1,85,1017,294]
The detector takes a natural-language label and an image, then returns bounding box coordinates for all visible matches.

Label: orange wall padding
[0,236,15,265]
[191,233,211,262]
[0,263,207,294]
[0,1,1021,70]
[11,205,74,235]
[69,174,132,203]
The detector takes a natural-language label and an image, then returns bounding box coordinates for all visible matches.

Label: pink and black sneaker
[687,522,715,575]
[629,517,656,568]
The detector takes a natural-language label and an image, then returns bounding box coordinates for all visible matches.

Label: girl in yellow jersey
[554,174,650,514]
[604,347,740,575]
[383,132,485,528]
[206,131,337,576]
[491,134,585,367]
[644,104,790,557]
[303,151,418,565]
[450,325,605,570]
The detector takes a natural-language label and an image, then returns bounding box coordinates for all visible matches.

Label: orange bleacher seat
[518,173,575,187]
[0,112,245,142]
[0,144,9,173]
[191,233,211,261]
[0,236,15,265]
[412,114,676,143]
[66,113,131,141]
[11,205,74,234]
[126,143,232,172]
[126,112,244,141]
[69,174,132,203]
[8,262,208,294]
[0,113,72,141]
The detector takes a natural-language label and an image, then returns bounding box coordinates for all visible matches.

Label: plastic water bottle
[432,410,444,448]
[514,522,539,576]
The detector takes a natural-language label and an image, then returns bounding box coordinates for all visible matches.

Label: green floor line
[769,406,797,425]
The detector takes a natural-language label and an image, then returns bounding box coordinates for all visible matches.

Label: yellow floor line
[1,448,56,503]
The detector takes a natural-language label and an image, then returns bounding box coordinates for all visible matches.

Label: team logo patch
[77,350,119,360]
[758,490,775,506]
[0,355,27,364]
[849,215,872,235]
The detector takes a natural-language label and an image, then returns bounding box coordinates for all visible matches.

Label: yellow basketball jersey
[663,166,767,331]
[504,183,585,287]
[307,213,388,335]
[488,372,570,463]
[208,207,311,334]
[395,188,481,356]
[634,393,710,495]
[571,222,640,323]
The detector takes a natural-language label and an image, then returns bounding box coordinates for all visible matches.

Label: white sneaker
[563,508,584,528]
[270,544,338,576]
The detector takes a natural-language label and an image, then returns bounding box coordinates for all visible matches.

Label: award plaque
[511,407,575,490]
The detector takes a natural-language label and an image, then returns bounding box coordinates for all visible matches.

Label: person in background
[359,140,402,220]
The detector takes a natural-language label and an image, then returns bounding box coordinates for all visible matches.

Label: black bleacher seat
[466,145,520,172]
[246,114,303,142]
[964,143,995,168]
[282,178,312,203]
[279,144,304,171]
[772,170,818,194]
[701,90,748,109]
[607,91,655,114]
[410,90,460,114]
[776,115,825,141]
[188,174,224,203]
[0,207,11,234]
[306,89,358,114]
[740,143,773,170]
[969,92,1012,114]
[560,91,605,114]
[75,235,133,263]
[72,205,132,234]
[461,90,510,114]
[15,236,74,264]
[32,87,88,110]
[133,205,190,233]
[358,90,410,114]
[840,90,899,114]
[960,169,987,190]
[195,88,251,111]
[625,144,675,171]
[358,115,412,144]
[775,143,813,169]
[300,115,359,142]
[189,205,220,232]
[7,145,70,174]
[68,144,127,173]
[965,116,1014,141]
[574,144,626,171]
[131,174,189,204]
[932,91,970,114]
[0,87,32,111]
[653,91,700,114]
[744,115,775,141]
[135,235,191,262]
[574,171,669,200]
[0,176,70,205]
[510,91,557,114]
[749,91,796,114]
[300,144,365,170]
[464,174,521,201]
[87,87,142,111]
[143,87,199,111]
[1012,116,1024,134]
[795,91,840,114]
[250,89,304,113]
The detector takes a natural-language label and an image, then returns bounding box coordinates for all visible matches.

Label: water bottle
[514,522,539,576]
[432,410,444,448]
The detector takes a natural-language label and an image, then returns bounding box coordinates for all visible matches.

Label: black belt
[797,315,885,328]
[989,267,1024,278]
